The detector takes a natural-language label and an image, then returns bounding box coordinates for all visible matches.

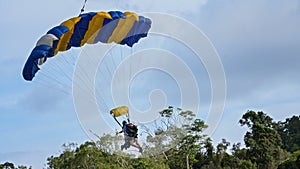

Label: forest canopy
[1,109,299,169]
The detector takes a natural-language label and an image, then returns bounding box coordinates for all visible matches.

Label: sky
[1,0,300,168]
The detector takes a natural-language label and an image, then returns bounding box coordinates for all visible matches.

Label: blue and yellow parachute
[22,11,152,81]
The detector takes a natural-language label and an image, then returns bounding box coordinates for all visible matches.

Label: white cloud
[1,0,300,166]
[88,0,207,13]
[201,0,300,49]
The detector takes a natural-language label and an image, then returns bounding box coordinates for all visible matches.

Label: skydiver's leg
[124,136,131,149]
[134,138,141,148]
[121,138,126,150]
[127,136,142,152]
[128,137,139,148]
[123,136,142,152]
[135,137,143,153]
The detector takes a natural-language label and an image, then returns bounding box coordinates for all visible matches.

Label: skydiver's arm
[116,128,125,135]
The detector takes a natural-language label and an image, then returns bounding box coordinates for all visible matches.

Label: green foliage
[97,133,123,153]
[3,108,300,169]
[278,150,300,169]
[0,162,31,169]
[0,162,15,169]
[277,115,300,152]
[47,141,170,169]
[231,142,248,160]
[152,108,208,169]
[239,111,274,128]
[239,110,288,168]
[38,109,300,169]
[47,141,122,169]
[131,157,169,169]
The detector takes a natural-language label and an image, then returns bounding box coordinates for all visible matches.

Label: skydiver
[117,120,143,153]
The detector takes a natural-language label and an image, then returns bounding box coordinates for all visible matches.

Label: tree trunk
[186,154,190,169]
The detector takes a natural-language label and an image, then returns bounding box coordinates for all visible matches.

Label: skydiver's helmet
[122,120,127,126]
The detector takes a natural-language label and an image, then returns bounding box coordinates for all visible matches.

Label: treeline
[1,109,299,169]
[0,162,31,169]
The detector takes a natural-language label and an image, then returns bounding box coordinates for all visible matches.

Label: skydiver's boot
[125,142,130,150]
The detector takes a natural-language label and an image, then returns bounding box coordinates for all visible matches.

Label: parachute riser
[126,113,130,123]
[79,0,88,15]
[113,116,122,128]
[112,114,131,128]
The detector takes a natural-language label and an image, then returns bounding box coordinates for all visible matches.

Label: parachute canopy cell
[110,106,129,117]
[22,11,152,81]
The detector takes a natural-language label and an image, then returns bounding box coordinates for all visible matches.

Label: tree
[215,139,230,168]
[142,107,208,169]
[47,143,77,169]
[239,111,274,128]
[179,118,208,169]
[278,150,300,169]
[277,115,300,152]
[0,162,32,169]
[239,110,287,169]
[47,141,118,169]
[97,133,123,153]
[0,162,15,169]
[47,141,170,169]
[231,142,248,160]
[130,157,169,169]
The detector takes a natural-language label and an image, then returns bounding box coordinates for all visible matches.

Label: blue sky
[1,0,300,168]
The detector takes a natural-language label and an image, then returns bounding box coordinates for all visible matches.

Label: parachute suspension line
[38,62,72,90]
[72,67,110,112]
[68,26,110,112]
[98,47,115,94]
[59,52,80,87]
[120,47,133,123]
[127,112,130,123]
[119,46,127,95]
[93,49,119,114]
[109,47,122,100]
[38,71,72,94]
[44,61,74,94]
[96,92,110,113]
[102,50,114,79]
[79,45,112,111]
[50,53,74,83]
[60,50,77,71]
[113,116,122,128]
[70,48,94,85]
[54,50,78,89]
[130,47,133,85]
[75,50,111,113]
[67,48,80,69]
[69,29,104,102]
[95,60,112,103]
[109,48,120,91]
[66,50,103,103]
[120,45,125,82]
[110,48,117,76]
[73,62,97,99]
[49,54,72,78]
[79,0,88,15]
[95,48,116,96]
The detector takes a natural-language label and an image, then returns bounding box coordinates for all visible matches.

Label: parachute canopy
[110,106,129,117]
[23,11,152,81]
